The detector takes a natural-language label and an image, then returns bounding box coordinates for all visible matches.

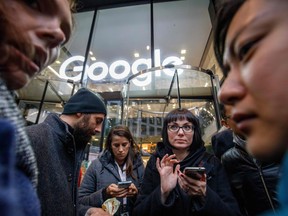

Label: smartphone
[117,180,132,188]
[184,167,206,181]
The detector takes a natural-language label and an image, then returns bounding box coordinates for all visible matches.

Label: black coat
[211,129,234,160]
[133,142,241,216]
[222,139,280,216]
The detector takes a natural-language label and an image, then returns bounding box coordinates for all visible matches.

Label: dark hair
[219,103,227,119]
[105,125,140,179]
[162,108,204,153]
[213,0,245,76]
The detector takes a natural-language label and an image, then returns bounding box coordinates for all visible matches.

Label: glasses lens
[183,125,193,132]
[168,125,179,132]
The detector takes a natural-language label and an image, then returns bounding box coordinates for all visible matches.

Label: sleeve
[78,160,105,216]
[193,157,242,216]
[133,156,177,216]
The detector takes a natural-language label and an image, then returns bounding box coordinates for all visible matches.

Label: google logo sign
[59,49,183,87]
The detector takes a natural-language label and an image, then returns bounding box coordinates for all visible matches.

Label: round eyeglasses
[167,125,194,133]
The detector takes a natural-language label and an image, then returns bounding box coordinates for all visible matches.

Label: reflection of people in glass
[0,1,73,215]
[133,108,240,216]
[213,1,288,215]
[79,125,145,216]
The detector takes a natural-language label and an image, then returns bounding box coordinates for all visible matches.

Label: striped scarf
[0,79,38,188]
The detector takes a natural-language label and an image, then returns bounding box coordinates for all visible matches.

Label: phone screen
[184,167,206,181]
[117,181,132,188]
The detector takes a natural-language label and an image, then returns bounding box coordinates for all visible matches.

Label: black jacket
[222,135,280,215]
[211,129,234,160]
[78,150,145,216]
[133,142,241,216]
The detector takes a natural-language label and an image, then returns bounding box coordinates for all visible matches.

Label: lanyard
[116,162,127,204]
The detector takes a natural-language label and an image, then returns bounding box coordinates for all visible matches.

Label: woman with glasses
[133,108,240,216]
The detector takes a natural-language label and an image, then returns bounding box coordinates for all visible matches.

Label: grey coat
[26,113,86,216]
[78,150,145,216]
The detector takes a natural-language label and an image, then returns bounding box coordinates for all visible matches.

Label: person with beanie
[26,88,109,216]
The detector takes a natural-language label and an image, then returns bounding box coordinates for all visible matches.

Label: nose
[177,127,185,135]
[218,71,246,106]
[94,124,103,134]
[118,146,124,152]
[36,20,66,48]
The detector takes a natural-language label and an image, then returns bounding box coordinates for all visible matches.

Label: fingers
[158,154,180,169]
[178,172,206,196]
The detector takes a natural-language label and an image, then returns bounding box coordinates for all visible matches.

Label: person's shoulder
[212,129,233,140]
[221,146,242,164]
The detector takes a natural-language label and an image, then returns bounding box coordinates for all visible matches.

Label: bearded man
[26,88,107,216]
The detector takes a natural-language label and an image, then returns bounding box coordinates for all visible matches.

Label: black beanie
[62,88,107,115]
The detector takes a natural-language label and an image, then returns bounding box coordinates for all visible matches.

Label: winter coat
[78,149,145,216]
[211,129,234,160]
[222,135,280,215]
[0,79,40,216]
[133,142,241,216]
[26,113,86,216]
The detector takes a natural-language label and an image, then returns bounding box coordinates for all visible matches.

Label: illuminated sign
[59,49,183,86]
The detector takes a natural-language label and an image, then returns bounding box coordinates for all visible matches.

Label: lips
[11,45,47,77]
[232,112,257,135]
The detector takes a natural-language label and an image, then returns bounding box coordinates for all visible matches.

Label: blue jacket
[0,79,40,216]
[133,142,241,216]
[78,149,145,216]
[263,152,288,216]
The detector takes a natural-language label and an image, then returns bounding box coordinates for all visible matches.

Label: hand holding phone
[184,167,206,181]
[117,180,132,188]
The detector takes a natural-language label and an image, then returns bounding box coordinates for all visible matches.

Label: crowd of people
[1,0,288,215]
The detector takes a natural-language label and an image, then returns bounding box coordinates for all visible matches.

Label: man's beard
[73,116,93,148]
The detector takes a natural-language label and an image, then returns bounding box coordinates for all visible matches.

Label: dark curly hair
[162,108,204,153]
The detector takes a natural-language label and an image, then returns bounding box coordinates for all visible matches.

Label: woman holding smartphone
[133,108,240,216]
[78,125,145,216]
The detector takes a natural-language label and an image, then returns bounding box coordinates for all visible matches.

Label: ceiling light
[55,60,61,64]
[181,49,186,54]
[180,56,185,60]
[146,46,150,50]
[89,51,93,55]
[90,56,96,61]
[134,53,140,58]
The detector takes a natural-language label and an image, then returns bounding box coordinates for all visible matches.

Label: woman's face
[167,119,194,152]
[111,135,131,165]
[219,0,288,159]
[1,0,72,90]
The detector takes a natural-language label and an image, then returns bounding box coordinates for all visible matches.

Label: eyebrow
[225,11,269,62]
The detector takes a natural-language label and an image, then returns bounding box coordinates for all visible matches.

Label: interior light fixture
[55,60,61,64]
[180,56,185,60]
[181,49,186,54]
[89,51,93,55]
[134,52,140,58]
[146,46,150,50]
[90,56,96,61]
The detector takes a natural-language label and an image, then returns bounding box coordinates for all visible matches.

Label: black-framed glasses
[167,125,194,133]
